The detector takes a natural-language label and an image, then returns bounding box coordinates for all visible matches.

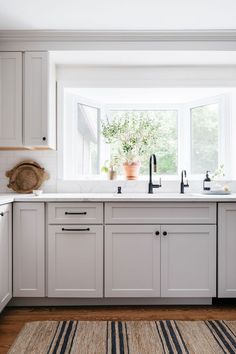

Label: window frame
[183,94,230,179]
[57,83,231,181]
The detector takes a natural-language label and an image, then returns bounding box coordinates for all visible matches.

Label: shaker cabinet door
[48,225,103,297]
[105,225,161,297]
[13,203,45,297]
[161,224,216,297]
[218,203,236,297]
[24,51,55,148]
[0,204,12,312]
[0,52,22,147]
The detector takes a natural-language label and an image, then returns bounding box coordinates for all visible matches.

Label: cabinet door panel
[24,52,50,147]
[48,225,103,297]
[13,203,45,297]
[218,204,236,297]
[105,225,161,297]
[0,204,12,312]
[161,225,216,297]
[0,52,22,146]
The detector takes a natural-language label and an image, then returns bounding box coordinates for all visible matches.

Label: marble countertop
[1,192,236,204]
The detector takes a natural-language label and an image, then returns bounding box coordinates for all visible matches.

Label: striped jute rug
[8,320,236,354]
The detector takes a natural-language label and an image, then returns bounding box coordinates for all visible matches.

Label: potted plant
[101,156,119,180]
[101,112,158,180]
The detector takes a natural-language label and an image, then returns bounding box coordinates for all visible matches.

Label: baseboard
[9,297,212,307]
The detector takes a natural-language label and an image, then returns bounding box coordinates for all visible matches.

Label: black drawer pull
[0,212,4,216]
[65,212,87,215]
[62,228,90,232]
[155,231,160,236]
[162,231,168,236]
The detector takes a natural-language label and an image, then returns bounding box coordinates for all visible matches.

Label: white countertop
[1,192,236,204]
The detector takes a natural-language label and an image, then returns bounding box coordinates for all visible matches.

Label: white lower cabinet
[48,225,103,297]
[161,225,216,297]
[105,224,216,298]
[218,203,236,297]
[105,225,161,297]
[0,204,12,312]
[13,203,45,297]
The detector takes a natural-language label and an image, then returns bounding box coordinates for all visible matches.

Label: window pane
[191,103,219,174]
[79,104,99,175]
[108,110,178,175]
[63,98,99,179]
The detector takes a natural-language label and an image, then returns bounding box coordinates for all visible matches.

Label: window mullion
[178,105,191,175]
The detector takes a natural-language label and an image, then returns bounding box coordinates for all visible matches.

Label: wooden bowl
[6,160,49,193]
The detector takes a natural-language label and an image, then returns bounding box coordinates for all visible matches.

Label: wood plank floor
[1,304,236,354]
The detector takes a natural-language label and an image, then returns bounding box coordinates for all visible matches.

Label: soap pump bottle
[203,171,211,191]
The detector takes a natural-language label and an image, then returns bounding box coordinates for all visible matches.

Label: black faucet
[180,170,189,194]
[148,154,162,194]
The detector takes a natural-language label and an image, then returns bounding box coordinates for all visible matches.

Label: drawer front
[105,202,216,224]
[48,203,103,224]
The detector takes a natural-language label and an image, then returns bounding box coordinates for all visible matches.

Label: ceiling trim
[0,30,236,51]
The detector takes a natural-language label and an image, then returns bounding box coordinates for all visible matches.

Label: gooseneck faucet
[148,154,162,194]
[180,170,189,194]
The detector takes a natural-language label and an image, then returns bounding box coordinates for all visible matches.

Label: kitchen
[1,2,236,353]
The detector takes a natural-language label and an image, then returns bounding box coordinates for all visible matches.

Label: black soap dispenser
[203,171,211,191]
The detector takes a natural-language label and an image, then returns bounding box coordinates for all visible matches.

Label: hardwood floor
[1,304,236,353]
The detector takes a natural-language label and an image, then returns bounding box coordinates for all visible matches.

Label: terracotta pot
[123,162,141,180]
[108,170,117,180]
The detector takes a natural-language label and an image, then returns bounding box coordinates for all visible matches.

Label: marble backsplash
[0,150,235,194]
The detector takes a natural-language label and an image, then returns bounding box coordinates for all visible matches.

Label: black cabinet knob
[155,231,160,236]
[162,231,168,236]
[0,212,4,216]
[42,137,46,141]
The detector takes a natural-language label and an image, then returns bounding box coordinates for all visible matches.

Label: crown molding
[1,29,236,41]
[0,30,236,51]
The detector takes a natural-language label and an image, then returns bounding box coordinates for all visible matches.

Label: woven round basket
[6,160,49,193]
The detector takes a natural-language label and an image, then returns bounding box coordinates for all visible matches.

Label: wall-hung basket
[6,160,49,193]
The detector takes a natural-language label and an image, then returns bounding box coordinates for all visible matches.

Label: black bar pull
[65,211,87,215]
[62,228,90,232]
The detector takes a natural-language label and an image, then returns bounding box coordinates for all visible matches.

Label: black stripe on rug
[159,320,175,354]
[207,320,236,354]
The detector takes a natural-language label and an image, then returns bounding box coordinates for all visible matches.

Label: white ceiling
[0,0,236,30]
[66,88,234,104]
[52,51,236,66]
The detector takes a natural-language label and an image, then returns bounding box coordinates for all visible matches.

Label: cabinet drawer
[105,202,216,224]
[48,203,103,224]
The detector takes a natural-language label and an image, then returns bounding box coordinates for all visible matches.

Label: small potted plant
[101,112,158,180]
[101,156,119,180]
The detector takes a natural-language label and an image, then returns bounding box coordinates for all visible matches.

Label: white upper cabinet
[0,204,12,313]
[0,52,22,147]
[161,224,216,297]
[218,203,236,297]
[24,52,56,148]
[0,51,56,149]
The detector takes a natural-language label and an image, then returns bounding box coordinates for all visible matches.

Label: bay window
[59,88,230,180]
